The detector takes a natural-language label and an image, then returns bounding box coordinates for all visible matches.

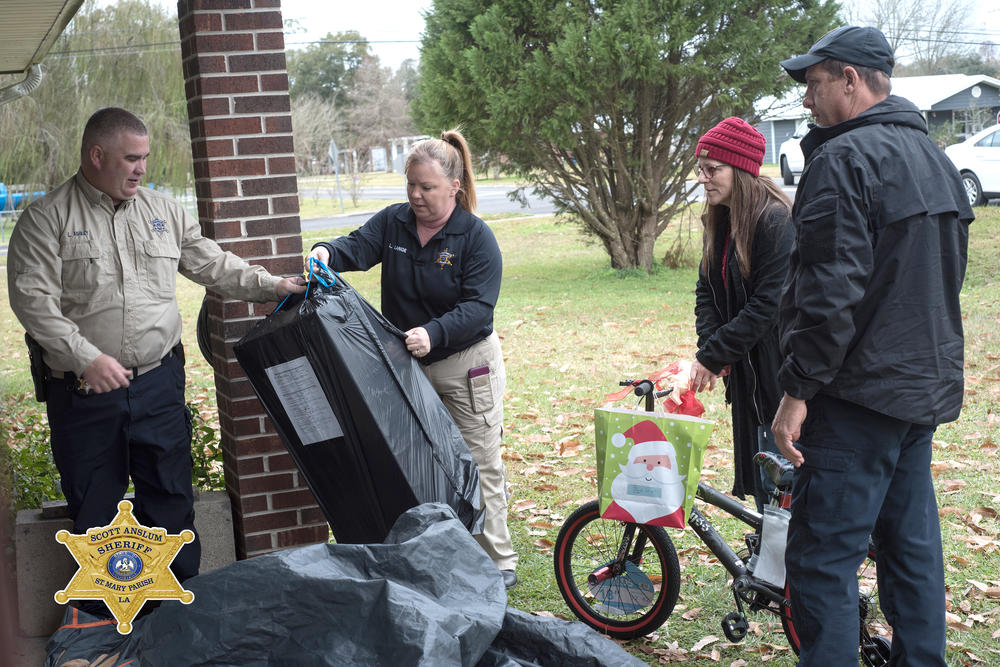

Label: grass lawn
[2,207,998,664]
[760,163,781,179]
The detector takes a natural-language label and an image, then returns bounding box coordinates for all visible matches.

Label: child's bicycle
[553,376,891,666]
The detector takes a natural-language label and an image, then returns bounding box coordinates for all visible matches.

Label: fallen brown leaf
[946,611,973,631]
[941,479,968,493]
[971,506,998,519]
[681,607,702,620]
[691,634,719,652]
[511,500,537,512]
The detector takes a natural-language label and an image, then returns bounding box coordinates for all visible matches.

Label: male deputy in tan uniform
[7,108,305,615]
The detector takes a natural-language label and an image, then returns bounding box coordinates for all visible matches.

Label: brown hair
[81,107,147,161]
[405,128,477,213]
[701,168,791,279]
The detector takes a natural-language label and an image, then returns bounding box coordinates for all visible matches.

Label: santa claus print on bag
[595,409,713,529]
[604,420,686,526]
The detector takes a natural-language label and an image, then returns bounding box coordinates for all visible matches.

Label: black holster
[24,334,49,402]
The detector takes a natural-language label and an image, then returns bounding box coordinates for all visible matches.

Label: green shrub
[188,402,225,492]
[3,408,62,510]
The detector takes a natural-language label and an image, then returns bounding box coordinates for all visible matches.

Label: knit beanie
[695,117,766,177]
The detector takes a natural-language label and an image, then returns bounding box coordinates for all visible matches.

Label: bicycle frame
[688,481,789,611]
[690,482,760,577]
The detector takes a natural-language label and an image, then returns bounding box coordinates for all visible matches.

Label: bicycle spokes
[858,558,892,666]
[588,560,656,615]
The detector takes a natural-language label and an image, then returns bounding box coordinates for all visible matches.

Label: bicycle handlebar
[619,378,674,413]
[620,378,674,400]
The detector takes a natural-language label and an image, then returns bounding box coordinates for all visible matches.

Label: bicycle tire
[780,548,891,666]
[553,500,681,639]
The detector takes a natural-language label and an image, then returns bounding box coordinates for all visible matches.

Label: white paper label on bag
[265,357,343,445]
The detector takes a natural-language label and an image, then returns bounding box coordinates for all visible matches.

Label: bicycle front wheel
[781,547,891,666]
[553,500,681,639]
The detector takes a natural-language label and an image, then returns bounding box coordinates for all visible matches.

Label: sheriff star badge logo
[435,248,455,269]
[55,500,195,634]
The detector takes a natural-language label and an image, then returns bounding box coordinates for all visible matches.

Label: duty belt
[50,345,180,381]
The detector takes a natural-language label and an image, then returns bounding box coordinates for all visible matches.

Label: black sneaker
[501,569,517,589]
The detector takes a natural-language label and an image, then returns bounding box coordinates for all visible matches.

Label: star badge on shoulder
[54,500,195,634]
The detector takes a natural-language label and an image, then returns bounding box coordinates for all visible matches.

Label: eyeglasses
[696,163,728,179]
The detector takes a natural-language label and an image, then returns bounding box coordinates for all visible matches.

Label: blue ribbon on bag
[275,257,337,312]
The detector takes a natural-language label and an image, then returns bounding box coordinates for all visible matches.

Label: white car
[944,124,1000,206]
[778,119,809,185]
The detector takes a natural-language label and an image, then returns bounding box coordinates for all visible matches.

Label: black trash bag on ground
[45,504,641,667]
[476,607,644,666]
[124,504,505,665]
[234,267,484,543]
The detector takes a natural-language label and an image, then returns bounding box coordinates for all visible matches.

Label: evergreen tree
[416,0,839,270]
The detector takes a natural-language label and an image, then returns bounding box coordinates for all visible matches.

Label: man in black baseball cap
[772,24,973,667]
[780,25,894,83]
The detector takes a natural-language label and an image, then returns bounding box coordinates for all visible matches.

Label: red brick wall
[177,0,328,559]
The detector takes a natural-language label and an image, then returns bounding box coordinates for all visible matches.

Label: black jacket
[778,95,973,425]
[695,204,793,498]
[314,202,502,363]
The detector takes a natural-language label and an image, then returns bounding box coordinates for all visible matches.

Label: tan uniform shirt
[8,172,282,375]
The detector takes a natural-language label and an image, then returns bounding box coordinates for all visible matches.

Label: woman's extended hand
[308,245,331,265]
[404,327,432,358]
[688,358,719,393]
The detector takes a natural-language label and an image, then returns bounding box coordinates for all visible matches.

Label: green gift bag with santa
[595,408,714,529]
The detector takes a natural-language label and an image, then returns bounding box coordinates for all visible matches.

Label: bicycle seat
[754,451,795,491]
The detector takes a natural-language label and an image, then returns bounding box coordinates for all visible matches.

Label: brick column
[177,0,328,559]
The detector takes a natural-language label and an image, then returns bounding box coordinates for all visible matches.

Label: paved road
[299,184,557,231]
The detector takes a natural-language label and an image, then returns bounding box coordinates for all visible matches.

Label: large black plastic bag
[234,270,484,543]
[124,504,506,665]
[46,504,643,666]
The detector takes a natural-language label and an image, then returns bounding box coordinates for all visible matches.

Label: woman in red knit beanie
[688,117,794,510]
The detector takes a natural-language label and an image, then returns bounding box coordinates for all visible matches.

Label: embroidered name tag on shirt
[388,243,408,254]
[66,230,89,238]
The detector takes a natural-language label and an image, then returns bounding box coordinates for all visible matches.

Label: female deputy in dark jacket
[688,117,793,509]
[307,130,518,589]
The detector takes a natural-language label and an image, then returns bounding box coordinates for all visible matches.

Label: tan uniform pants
[421,332,518,571]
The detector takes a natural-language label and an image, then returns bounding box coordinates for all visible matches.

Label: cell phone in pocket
[468,365,493,413]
